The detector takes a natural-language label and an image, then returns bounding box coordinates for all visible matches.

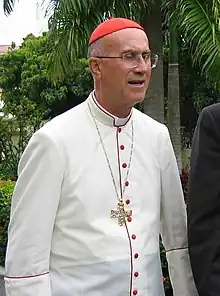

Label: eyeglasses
[94,52,158,69]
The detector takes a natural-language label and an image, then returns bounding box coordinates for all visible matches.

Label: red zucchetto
[89,17,144,45]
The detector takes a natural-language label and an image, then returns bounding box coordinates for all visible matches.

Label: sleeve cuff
[166,246,188,253]
[4,272,51,296]
[166,248,198,296]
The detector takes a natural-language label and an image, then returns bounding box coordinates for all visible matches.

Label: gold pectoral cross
[111,199,132,226]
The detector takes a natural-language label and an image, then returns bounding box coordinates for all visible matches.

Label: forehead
[103,28,149,52]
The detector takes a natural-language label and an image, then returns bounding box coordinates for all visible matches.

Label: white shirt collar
[87,91,132,127]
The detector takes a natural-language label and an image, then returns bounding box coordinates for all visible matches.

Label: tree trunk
[141,1,164,123]
[167,25,182,171]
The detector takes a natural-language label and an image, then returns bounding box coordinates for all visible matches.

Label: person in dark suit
[187,103,220,296]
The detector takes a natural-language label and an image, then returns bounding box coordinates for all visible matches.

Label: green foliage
[178,41,220,134]
[160,240,173,294]
[163,0,220,88]
[176,0,220,86]
[0,116,26,180]
[0,33,93,122]
[163,36,220,134]
[0,34,93,180]
[0,181,15,266]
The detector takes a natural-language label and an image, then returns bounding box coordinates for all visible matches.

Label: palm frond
[176,0,220,85]
[47,0,152,81]
[3,0,17,15]
[43,0,59,18]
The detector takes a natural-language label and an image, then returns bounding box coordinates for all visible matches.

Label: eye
[122,52,135,60]
[142,52,151,60]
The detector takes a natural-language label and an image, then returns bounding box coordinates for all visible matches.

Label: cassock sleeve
[159,126,198,296]
[4,129,65,296]
[187,107,220,296]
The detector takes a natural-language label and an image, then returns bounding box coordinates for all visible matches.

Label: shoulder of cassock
[34,102,168,141]
[132,107,170,140]
[31,102,171,159]
[132,107,165,127]
[132,108,173,169]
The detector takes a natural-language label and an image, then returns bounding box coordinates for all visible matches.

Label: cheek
[146,68,151,81]
[103,65,123,85]
[113,69,128,89]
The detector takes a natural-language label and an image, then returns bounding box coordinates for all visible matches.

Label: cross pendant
[110,199,132,226]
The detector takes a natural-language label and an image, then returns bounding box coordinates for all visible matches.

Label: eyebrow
[121,49,151,54]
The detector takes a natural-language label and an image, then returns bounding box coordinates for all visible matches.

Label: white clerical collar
[87,91,132,127]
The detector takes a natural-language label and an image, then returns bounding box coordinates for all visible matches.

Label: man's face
[97,28,151,108]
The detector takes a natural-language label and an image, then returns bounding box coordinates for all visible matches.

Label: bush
[0,159,19,181]
[181,168,189,201]
[160,239,173,295]
[0,180,15,266]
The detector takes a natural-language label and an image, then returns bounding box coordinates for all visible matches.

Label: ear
[89,58,102,78]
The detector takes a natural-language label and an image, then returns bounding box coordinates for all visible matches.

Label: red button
[118,127,122,133]
[132,234,136,240]
[134,253,139,259]
[133,290,138,295]
[125,181,129,187]
[120,145,125,150]
[122,163,127,168]
[126,199,130,205]
[134,272,139,277]
[127,216,132,222]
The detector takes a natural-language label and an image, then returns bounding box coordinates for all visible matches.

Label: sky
[0,0,49,46]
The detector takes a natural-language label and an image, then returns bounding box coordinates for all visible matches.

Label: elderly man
[5,18,197,296]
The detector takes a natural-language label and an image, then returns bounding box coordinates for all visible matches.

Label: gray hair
[87,39,103,58]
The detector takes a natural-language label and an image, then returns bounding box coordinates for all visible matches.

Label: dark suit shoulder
[202,103,220,119]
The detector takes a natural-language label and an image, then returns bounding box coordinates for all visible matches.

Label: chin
[129,95,145,106]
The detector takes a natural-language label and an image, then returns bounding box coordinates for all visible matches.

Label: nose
[134,56,149,72]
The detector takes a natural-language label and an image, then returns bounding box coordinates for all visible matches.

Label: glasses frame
[93,52,159,69]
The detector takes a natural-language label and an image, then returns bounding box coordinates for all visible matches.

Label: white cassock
[4,91,198,296]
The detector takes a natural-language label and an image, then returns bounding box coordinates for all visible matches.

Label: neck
[94,90,131,118]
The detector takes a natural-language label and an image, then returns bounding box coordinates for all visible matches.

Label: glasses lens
[122,54,137,68]
[122,53,158,68]
[151,54,158,69]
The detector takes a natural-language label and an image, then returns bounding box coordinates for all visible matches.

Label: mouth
[128,80,145,87]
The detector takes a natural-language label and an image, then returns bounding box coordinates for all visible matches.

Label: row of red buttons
[120,143,132,223]
[133,232,139,295]
[118,127,139,296]
[120,139,131,223]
